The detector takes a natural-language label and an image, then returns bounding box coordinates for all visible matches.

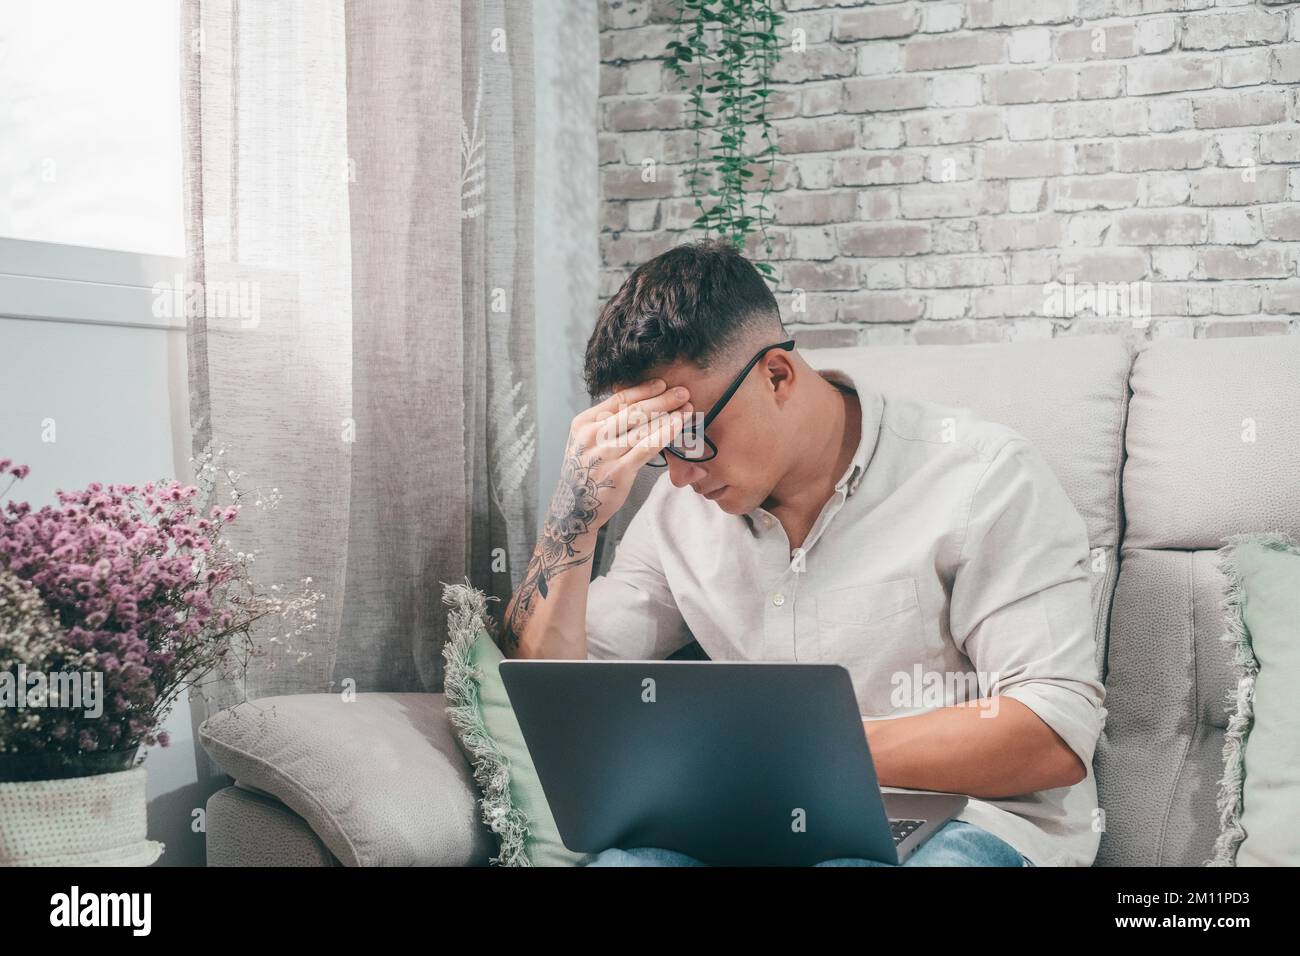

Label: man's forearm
[500,525,599,659]
[863,697,1087,799]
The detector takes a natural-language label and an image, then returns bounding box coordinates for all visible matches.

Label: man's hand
[500,378,692,657]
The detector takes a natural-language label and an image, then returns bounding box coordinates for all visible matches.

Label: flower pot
[0,746,141,783]
[0,764,164,866]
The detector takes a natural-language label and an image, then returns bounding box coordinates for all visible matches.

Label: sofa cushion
[441,579,593,866]
[1123,335,1300,551]
[198,692,492,866]
[1211,533,1300,866]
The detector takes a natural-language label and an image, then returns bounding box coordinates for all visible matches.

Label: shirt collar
[820,366,883,499]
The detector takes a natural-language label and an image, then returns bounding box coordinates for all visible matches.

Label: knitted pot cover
[0,766,164,866]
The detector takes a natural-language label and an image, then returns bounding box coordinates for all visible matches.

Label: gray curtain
[180,0,539,778]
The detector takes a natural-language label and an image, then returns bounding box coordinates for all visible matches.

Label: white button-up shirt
[586,359,1109,867]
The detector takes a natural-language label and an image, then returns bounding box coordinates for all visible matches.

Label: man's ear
[764,351,795,404]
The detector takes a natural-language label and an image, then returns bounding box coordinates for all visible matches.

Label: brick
[971,285,1060,319]
[1134,18,1178,55]
[912,320,1008,344]
[1008,27,1052,63]
[906,256,1007,288]
[1114,210,1206,245]
[1051,100,1147,138]
[1055,24,1137,61]
[1066,212,1113,247]
[1188,167,1289,206]
[903,32,1005,71]
[1126,56,1218,95]
[860,116,906,150]
[601,231,680,267]
[1263,282,1300,314]
[1210,286,1264,317]
[844,76,930,113]
[1273,47,1300,84]
[978,215,1063,251]
[773,190,859,225]
[1215,131,1260,169]
[856,42,904,75]
[1263,206,1300,240]
[792,327,860,349]
[830,291,926,323]
[776,117,858,154]
[922,3,965,34]
[859,188,901,220]
[1005,104,1053,140]
[1078,64,1124,100]
[801,83,845,117]
[1180,10,1288,51]
[1147,98,1194,133]
[984,66,1077,105]
[833,6,919,41]
[1009,250,1056,283]
[965,0,1073,28]
[783,260,860,291]
[1009,179,1047,213]
[625,200,658,231]
[601,165,677,200]
[837,222,931,257]
[770,44,858,83]
[1059,249,1150,282]
[931,74,982,108]
[1199,246,1289,279]
[1221,51,1271,88]
[605,97,686,131]
[1073,140,1117,175]
[794,156,835,190]
[1054,176,1140,210]
[1151,247,1198,280]
[864,260,906,289]
[1114,134,1212,172]
[601,25,675,62]
[788,226,837,261]
[931,219,980,254]
[900,181,1009,218]
[904,109,1003,145]
[925,149,976,183]
[835,153,926,186]
[1139,171,1191,207]
[1204,318,1293,337]
[1261,128,1300,163]
[1193,91,1289,129]
[982,141,1069,179]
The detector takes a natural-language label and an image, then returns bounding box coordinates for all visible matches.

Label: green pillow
[440,579,593,867]
[1211,533,1300,866]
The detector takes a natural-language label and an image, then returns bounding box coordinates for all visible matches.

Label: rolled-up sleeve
[586,485,693,661]
[948,437,1108,771]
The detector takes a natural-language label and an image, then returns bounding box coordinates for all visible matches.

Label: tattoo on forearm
[501,440,615,652]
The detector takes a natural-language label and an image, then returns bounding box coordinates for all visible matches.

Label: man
[501,238,1107,867]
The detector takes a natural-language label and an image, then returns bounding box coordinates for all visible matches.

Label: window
[0,0,185,328]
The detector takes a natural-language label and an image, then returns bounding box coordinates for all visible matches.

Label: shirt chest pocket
[814,577,934,716]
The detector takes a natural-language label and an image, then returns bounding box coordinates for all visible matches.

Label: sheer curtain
[181,0,539,778]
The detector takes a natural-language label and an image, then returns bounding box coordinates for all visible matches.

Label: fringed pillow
[440,579,593,867]
[1210,533,1300,866]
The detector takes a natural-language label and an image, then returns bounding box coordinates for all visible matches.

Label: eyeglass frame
[646,338,797,467]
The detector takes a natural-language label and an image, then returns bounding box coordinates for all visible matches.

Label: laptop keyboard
[890,818,925,844]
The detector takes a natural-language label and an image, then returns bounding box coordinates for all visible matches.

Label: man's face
[633,352,787,514]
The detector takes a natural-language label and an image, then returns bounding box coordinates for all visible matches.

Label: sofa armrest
[199,692,493,866]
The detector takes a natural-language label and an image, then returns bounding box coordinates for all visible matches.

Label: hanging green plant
[665,0,784,282]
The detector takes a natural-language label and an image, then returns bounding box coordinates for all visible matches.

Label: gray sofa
[199,332,1300,866]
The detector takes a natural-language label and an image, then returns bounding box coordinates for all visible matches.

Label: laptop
[499,659,967,866]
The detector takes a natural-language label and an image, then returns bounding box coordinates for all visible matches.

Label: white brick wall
[598,0,1300,346]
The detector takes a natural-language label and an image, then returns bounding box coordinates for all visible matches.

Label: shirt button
[772,593,785,607]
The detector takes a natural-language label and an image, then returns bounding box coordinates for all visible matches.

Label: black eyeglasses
[647,339,796,467]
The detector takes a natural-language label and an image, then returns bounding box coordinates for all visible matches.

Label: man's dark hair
[583,238,786,399]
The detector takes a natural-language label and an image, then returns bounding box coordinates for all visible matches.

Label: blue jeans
[585,820,1035,867]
